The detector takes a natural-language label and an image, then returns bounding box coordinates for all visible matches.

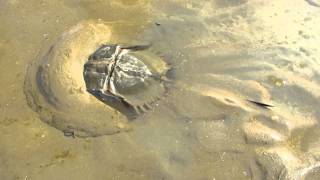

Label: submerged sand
[0,0,320,179]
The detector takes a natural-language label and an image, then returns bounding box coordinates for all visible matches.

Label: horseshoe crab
[24,21,147,137]
[84,44,170,114]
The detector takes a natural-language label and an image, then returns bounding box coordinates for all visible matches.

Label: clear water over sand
[1,0,320,179]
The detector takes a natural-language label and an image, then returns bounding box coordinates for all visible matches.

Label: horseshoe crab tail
[247,99,274,109]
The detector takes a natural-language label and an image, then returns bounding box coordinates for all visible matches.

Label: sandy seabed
[0,0,320,179]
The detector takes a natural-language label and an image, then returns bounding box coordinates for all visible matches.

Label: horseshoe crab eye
[99,46,111,55]
[89,45,117,60]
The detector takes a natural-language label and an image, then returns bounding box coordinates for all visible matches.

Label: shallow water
[1,0,320,179]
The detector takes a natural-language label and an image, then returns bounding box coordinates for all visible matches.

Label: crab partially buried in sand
[84,43,170,114]
[24,20,171,137]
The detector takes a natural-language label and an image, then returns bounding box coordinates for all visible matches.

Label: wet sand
[0,0,320,179]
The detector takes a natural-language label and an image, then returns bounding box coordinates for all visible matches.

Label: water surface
[1,0,320,179]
